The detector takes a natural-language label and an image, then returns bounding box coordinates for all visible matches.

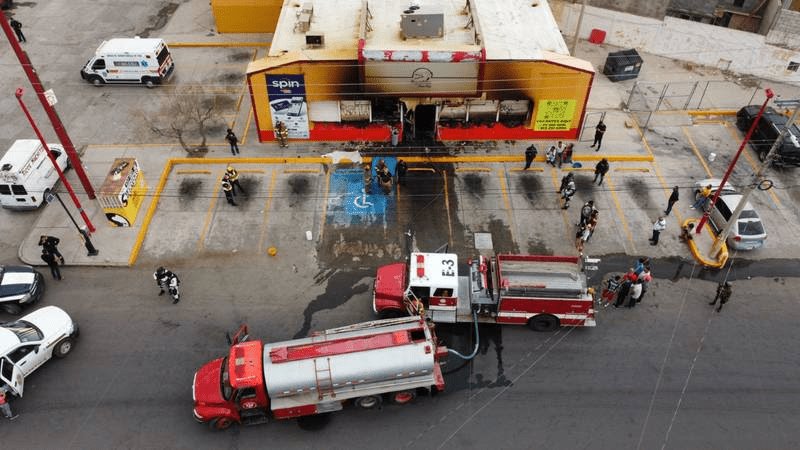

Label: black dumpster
[603,49,643,82]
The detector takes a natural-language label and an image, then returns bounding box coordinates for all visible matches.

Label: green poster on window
[534,99,576,131]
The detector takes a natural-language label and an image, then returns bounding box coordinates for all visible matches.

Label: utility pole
[571,0,588,56]
[712,98,800,257]
[0,12,96,199]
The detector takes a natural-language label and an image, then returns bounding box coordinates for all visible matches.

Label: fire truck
[373,253,597,331]
[192,316,448,430]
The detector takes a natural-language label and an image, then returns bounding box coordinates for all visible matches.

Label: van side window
[716,199,732,220]
[0,185,10,195]
[11,185,27,195]
[113,61,140,67]
[92,59,106,70]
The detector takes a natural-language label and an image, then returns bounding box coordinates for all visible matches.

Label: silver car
[694,179,767,250]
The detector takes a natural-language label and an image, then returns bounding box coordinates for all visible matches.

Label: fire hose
[447,309,480,360]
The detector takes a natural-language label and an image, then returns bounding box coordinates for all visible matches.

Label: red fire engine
[192,316,448,429]
[373,253,597,331]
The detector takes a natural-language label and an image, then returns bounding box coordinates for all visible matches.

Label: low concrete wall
[555,2,800,83]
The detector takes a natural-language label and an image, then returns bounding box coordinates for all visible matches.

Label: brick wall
[766,9,800,51]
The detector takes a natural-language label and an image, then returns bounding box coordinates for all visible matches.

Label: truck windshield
[156,47,170,66]
[220,357,233,400]
[2,320,43,343]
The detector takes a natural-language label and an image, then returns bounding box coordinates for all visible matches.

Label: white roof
[266,0,570,61]
[97,38,164,55]
[0,328,21,356]
[409,253,459,290]
[1,140,44,168]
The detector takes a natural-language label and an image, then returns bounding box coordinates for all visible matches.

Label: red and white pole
[15,88,96,233]
[695,88,774,234]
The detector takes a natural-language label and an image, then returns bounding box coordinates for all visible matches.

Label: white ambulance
[0,140,69,210]
[80,37,175,88]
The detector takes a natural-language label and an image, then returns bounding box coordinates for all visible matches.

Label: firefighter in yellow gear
[221,178,237,206]
[225,166,245,195]
[275,121,289,148]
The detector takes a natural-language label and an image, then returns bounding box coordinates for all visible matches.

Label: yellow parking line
[443,171,453,249]
[630,117,655,159]
[242,108,254,145]
[128,160,173,266]
[409,167,436,172]
[238,169,265,174]
[614,167,650,172]
[197,173,224,250]
[649,161,683,226]
[318,167,332,243]
[455,167,491,172]
[258,170,277,252]
[604,175,637,253]
[687,109,737,116]
[283,169,320,174]
[723,123,782,208]
[175,170,211,175]
[509,167,544,172]
[681,126,713,177]
[550,167,572,239]
[497,169,517,246]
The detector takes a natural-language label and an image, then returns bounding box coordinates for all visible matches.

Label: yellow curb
[129,160,173,266]
[408,167,436,172]
[455,167,492,172]
[167,42,272,48]
[175,169,211,175]
[687,109,737,116]
[396,155,653,163]
[614,167,650,172]
[684,218,729,269]
[562,167,594,172]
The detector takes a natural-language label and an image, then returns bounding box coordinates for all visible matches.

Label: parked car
[0,265,44,315]
[736,105,800,167]
[0,306,79,397]
[694,179,767,250]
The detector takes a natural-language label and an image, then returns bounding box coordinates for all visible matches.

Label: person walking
[664,186,680,215]
[40,249,62,280]
[153,267,180,304]
[709,281,732,312]
[0,390,18,421]
[691,184,712,210]
[225,166,245,195]
[10,18,25,43]
[38,235,64,264]
[561,179,576,209]
[557,172,574,194]
[586,210,599,241]
[225,129,239,155]
[221,178,237,206]
[627,280,643,307]
[650,216,666,245]
[590,119,606,151]
[578,200,595,227]
[396,159,408,185]
[554,141,564,168]
[575,228,586,254]
[523,144,538,170]
[593,158,610,186]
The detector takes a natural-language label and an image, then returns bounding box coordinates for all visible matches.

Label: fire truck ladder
[314,357,335,400]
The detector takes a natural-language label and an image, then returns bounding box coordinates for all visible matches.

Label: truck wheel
[390,390,417,405]
[354,395,382,409]
[54,337,74,358]
[2,303,22,315]
[142,77,156,88]
[528,314,559,332]
[209,417,233,430]
[378,309,403,319]
[89,76,104,86]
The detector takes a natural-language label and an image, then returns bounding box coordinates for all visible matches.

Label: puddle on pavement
[438,323,511,393]
[217,72,243,84]
[517,175,543,203]
[624,178,656,210]
[293,269,371,338]
[462,173,485,197]
[486,218,519,254]
[227,51,253,62]
[526,238,552,255]
[138,2,180,37]
[178,178,202,205]
[288,175,309,207]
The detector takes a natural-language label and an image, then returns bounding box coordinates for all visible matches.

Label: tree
[146,86,225,154]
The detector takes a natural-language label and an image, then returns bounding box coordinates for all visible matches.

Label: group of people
[575,201,599,254]
[599,257,653,308]
[222,165,245,206]
[542,141,576,168]
[365,159,408,195]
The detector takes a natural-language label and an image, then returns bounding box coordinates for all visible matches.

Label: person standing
[545,145,557,167]
[221,178,237,206]
[691,184,712,210]
[396,159,408,185]
[562,143,574,166]
[638,267,652,302]
[578,200,595,227]
[40,249,62,280]
[225,166,245,195]
[10,18,25,43]
[0,390,18,421]
[523,144,538,170]
[664,186,680,215]
[614,271,635,307]
[586,210,599,241]
[709,281,732,312]
[680,222,695,242]
[38,235,63,264]
[594,158,610,186]
[650,216,666,245]
[575,228,586,254]
[590,119,606,151]
[557,172,573,194]
[225,129,239,155]
[601,275,621,307]
[275,121,289,148]
[554,141,564,168]
[561,179,576,209]
[627,280,643,307]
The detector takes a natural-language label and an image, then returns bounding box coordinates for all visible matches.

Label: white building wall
[554,3,800,84]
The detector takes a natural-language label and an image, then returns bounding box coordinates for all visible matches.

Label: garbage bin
[602,49,643,82]
[391,127,399,147]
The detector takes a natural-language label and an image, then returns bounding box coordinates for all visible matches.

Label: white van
[80,37,175,88]
[0,140,69,210]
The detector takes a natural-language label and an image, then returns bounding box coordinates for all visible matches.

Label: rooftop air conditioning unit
[401,7,444,39]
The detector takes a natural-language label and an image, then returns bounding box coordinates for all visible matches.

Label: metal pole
[15,88,97,233]
[570,0,587,55]
[683,81,699,110]
[626,81,639,111]
[653,83,669,113]
[697,88,774,234]
[52,192,99,256]
[0,13,95,199]
[711,100,800,256]
[696,81,710,110]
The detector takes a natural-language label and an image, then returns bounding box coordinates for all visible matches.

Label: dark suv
[736,105,800,167]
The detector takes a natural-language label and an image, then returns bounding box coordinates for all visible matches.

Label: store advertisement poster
[266,74,310,139]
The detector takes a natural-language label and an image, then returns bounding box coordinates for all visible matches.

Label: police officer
[709,281,732,312]
[396,159,408,186]
[39,235,64,264]
[225,129,239,155]
[225,166,245,195]
[523,144,538,170]
[154,267,172,296]
[222,177,237,206]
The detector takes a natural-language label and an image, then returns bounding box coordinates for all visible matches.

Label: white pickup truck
[0,306,79,397]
